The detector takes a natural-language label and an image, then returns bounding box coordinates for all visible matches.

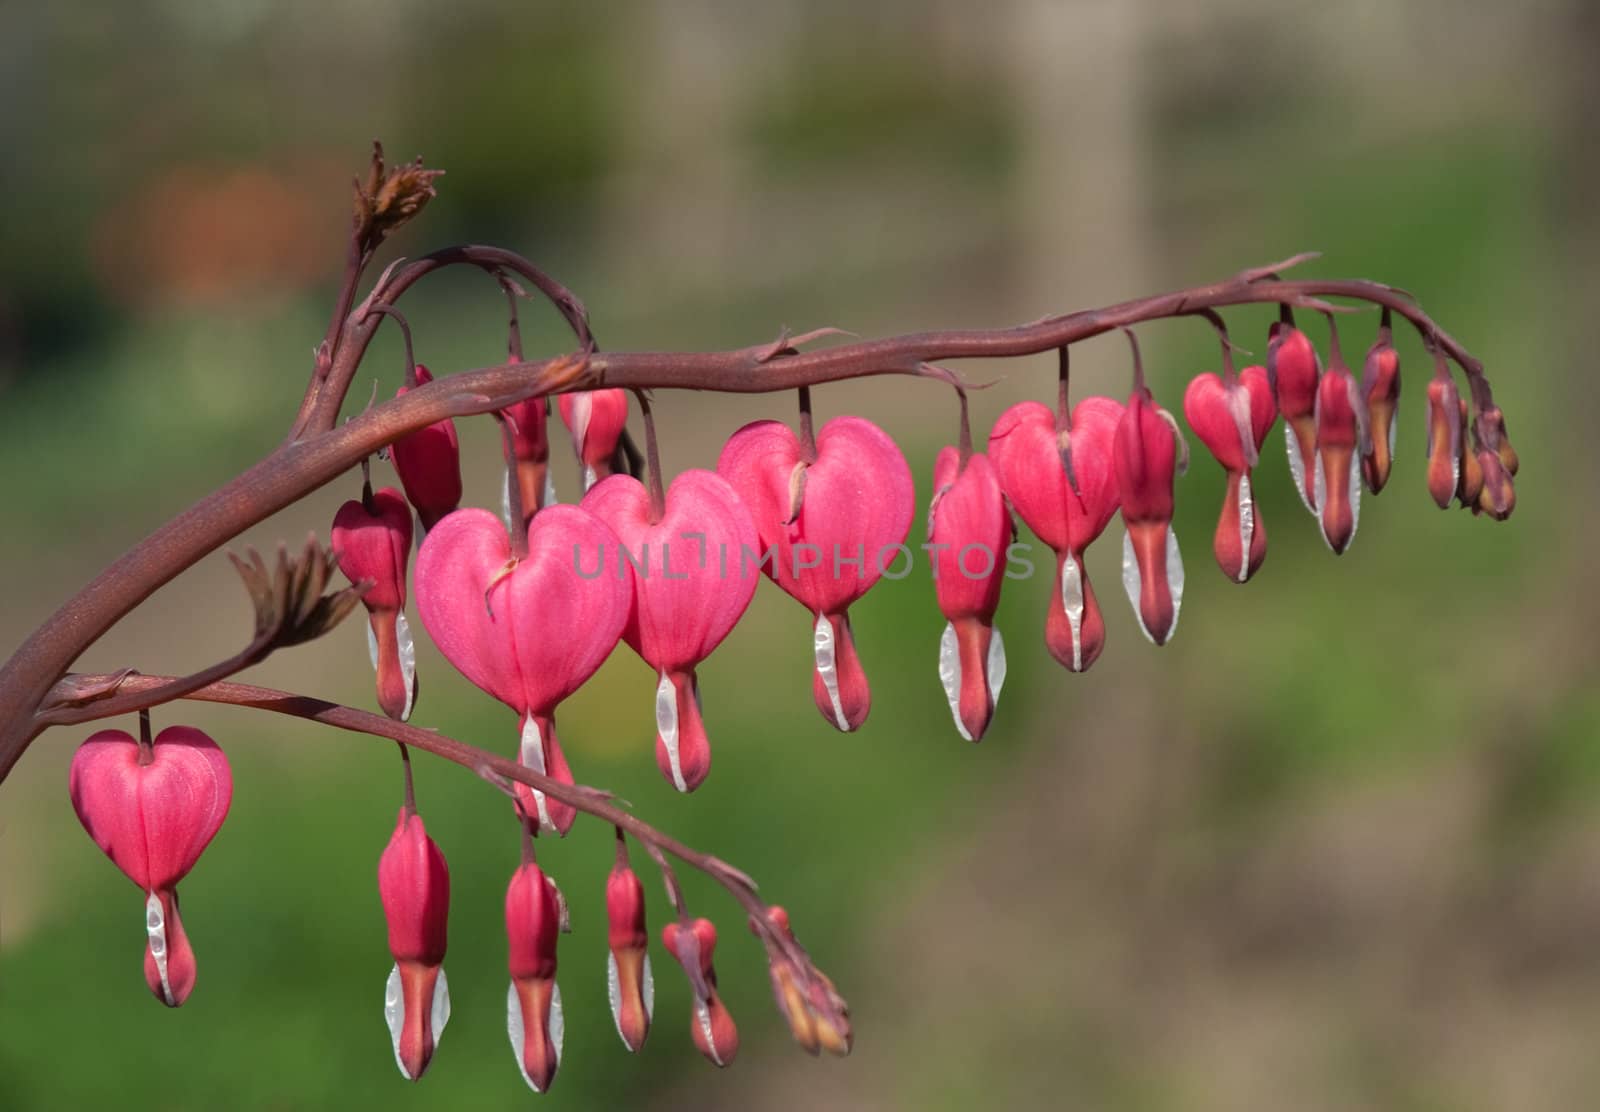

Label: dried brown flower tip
[354,141,444,252]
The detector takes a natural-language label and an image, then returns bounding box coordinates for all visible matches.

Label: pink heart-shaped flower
[718,416,914,732]
[415,506,632,832]
[1183,366,1276,582]
[332,486,417,720]
[1114,387,1185,646]
[583,469,759,791]
[69,725,233,1007]
[987,396,1124,672]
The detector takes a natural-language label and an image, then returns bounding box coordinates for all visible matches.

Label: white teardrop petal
[506,981,535,1091]
[1286,424,1317,514]
[145,892,174,1006]
[385,964,409,1079]
[501,468,514,532]
[518,716,555,832]
[1388,414,1398,462]
[642,953,655,1018]
[1120,528,1184,644]
[431,968,452,1047]
[937,622,969,741]
[366,621,380,670]
[655,672,688,792]
[1120,531,1147,642]
[549,983,565,1070]
[607,952,623,1043]
[695,997,727,1066]
[582,465,598,492]
[1347,450,1362,544]
[812,613,850,731]
[1166,527,1185,637]
[396,611,417,721]
[1313,450,1328,527]
[543,470,558,507]
[1061,554,1085,670]
[1236,473,1255,583]
[986,626,1007,707]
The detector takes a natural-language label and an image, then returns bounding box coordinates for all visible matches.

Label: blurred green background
[1,1,1594,1109]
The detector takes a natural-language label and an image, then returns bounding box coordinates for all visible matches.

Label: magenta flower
[377,806,451,1080]
[988,397,1124,673]
[927,448,1011,742]
[68,725,233,1007]
[558,388,629,491]
[1183,365,1277,582]
[1114,384,1186,645]
[1268,319,1322,513]
[413,506,632,834]
[583,469,758,792]
[662,917,739,1068]
[717,415,913,732]
[332,485,417,721]
[505,860,564,1093]
[389,364,463,531]
[604,854,653,1052]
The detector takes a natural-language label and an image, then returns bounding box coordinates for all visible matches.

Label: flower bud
[605,858,653,1052]
[502,395,554,521]
[1313,364,1364,554]
[928,449,1010,741]
[1113,387,1185,645]
[1424,374,1461,509]
[1476,446,1516,520]
[663,918,739,1068]
[1360,331,1401,493]
[1479,404,1519,476]
[1182,366,1276,582]
[390,365,464,531]
[69,726,232,1007]
[558,388,630,491]
[751,906,852,1057]
[378,807,451,1080]
[1268,320,1321,512]
[332,487,417,721]
[505,861,564,1092]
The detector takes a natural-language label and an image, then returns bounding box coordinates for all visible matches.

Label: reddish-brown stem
[137,707,153,765]
[0,263,1492,784]
[797,385,817,462]
[398,742,416,816]
[635,390,666,521]
[955,387,973,465]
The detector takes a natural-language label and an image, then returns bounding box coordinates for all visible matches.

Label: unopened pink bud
[750,906,852,1057]
[1183,366,1276,582]
[332,487,416,721]
[558,388,629,491]
[377,808,451,1080]
[928,449,1010,741]
[1360,332,1401,493]
[390,365,463,531]
[663,918,739,1068]
[1313,364,1363,554]
[69,726,232,1008]
[1113,387,1185,645]
[1425,374,1462,509]
[605,860,653,1052]
[505,861,564,1092]
[1268,321,1322,513]
[1455,398,1484,509]
[502,394,552,519]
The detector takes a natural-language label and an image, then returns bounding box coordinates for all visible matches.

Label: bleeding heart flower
[69,725,233,1007]
[1313,359,1366,554]
[1455,396,1484,509]
[927,448,1010,742]
[558,389,630,491]
[1182,366,1276,582]
[1360,323,1402,494]
[663,917,739,1068]
[750,905,851,1057]
[604,851,653,1052]
[378,805,451,1081]
[1114,385,1186,645]
[505,860,564,1093]
[390,365,463,531]
[502,395,555,523]
[1268,319,1322,513]
[988,397,1124,672]
[717,415,914,732]
[1425,371,1462,510]
[583,470,758,791]
[332,486,417,721]
[414,506,632,834]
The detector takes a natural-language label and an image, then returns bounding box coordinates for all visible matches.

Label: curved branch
[0,262,1492,783]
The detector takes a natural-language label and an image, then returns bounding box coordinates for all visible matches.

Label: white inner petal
[396,611,417,721]
[937,622,969,741]
[1347,450,1363,545]
[145,892,174,1006]
[505,981,563,1093]
[385,964,408,1079]
[695,997,726,1066]
[607,952,623,1044]
[642,953,655,1021]
[367,621,379,670]
[1388,414,1398,462]
[655,672,688,792]
[1061,555,1085,670]
[519,716,555,832]
[986,626,1007,708]
[501,468,514,532]
[1166,527,1185,638]
[1120,531,1147,644]
[543,470,558,507]
[1286,424,1317,514]
[1120,528,1183,644]
[1313,450,1328,529]
[550,983,565,1071]
[1237,473,1255,583]
[812,614,851,731]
